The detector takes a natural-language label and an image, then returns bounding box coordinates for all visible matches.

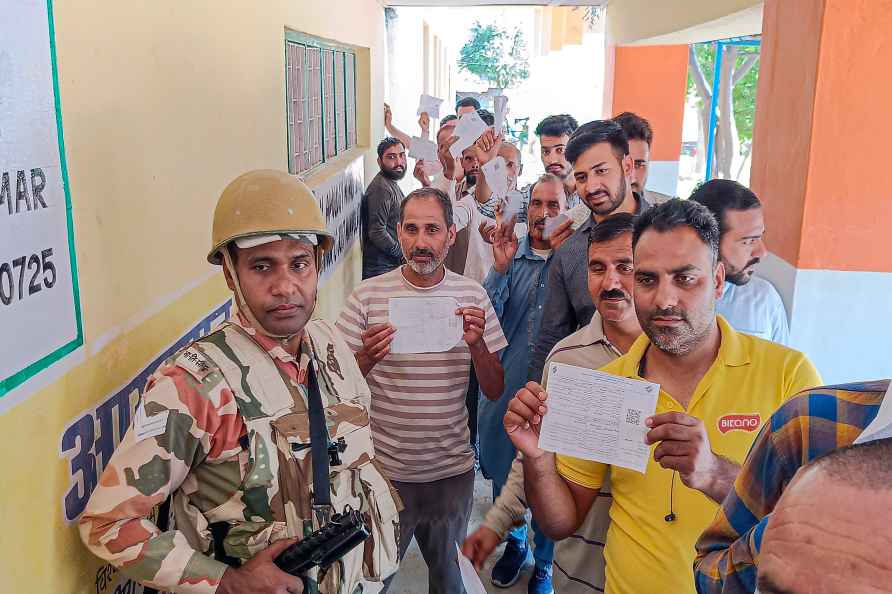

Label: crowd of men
[78,94,890,594]
[358,98,891,594]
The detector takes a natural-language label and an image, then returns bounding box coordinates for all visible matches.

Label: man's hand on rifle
[218,538,303,594]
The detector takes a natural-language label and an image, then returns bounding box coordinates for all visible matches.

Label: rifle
[274,506,370,578]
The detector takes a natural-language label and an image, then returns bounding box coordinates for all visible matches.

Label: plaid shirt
[693,380,889,594]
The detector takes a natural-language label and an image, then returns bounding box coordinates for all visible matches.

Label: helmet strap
[222,247,302,347]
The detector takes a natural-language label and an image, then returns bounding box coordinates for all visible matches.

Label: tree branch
[689,46,712,102]
[732,53,760,86]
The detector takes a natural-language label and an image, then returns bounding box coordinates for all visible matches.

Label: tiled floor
[381,471,533,594]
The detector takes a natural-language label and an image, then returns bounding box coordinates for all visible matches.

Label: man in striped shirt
[336,187,508,594]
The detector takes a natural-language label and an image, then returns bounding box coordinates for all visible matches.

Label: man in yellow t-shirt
[503,200,821,594]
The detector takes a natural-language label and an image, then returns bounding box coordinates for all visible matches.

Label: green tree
[687,42,760,179]
[458,22,530,89]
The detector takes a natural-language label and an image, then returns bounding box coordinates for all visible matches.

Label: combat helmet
[208,169,332,264]
[209,169,331,340]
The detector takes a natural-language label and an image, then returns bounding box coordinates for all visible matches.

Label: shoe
[491,539,531,588]
[527,565,553,594]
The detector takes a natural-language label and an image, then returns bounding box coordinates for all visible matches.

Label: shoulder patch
[175,347,214,382]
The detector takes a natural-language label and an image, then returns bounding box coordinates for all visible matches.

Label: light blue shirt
[479,235,552,485]
[716,276,790,345]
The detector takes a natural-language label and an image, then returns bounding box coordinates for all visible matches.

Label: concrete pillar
[753,0,892,382]
[610,45,688,196]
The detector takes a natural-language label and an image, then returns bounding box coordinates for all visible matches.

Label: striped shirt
[336,266,508,483]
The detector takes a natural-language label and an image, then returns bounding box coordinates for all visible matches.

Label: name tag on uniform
[175,348,213,382]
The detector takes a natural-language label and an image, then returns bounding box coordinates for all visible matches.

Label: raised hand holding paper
[543,213,570,239]
[538,363,659,473]
[409,137,442,175]
[481,156,509,201]
[450,111,489,158]
[388,296,463,354]
[417,93,444,119]
[500,190,525,222]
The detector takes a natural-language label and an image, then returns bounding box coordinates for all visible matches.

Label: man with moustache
[691,179,789,343]
[530,119,651,384]
[361,137,408,279]
[464,213,643,594]
[472,174,567,593]
[337,187,508,594]
[505,200,820,594]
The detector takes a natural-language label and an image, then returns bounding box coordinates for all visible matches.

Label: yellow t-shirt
[555,316,821,594]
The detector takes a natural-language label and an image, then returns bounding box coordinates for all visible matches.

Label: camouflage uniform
[79,314,402,594]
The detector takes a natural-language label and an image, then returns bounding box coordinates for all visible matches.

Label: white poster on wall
[0,0,82,399]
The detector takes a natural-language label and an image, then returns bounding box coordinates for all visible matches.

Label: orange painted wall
[749,0,824,267]
[753,0,892,272]
[800,0,892,272]
[611,45,688,162]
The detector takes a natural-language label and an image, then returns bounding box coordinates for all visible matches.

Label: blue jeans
[492,481,554,569]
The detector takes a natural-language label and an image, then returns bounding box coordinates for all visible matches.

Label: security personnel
[79,170,401,594]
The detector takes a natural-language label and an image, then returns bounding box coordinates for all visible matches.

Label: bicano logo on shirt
[717,413,761,434]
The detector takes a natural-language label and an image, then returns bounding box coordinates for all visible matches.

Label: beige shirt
[482,312,620,593]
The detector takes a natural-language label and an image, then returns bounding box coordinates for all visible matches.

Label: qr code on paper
[625,408,642,426]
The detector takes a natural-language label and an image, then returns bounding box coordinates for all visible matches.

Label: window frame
[285,31,358,176]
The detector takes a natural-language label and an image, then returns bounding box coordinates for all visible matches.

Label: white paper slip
[455,543,488,594]
[501,190,525,221]
[450,111,489,158]
[482,156,509,201]
[409,136,438,162]
[493,95,508,135]
[543,213,570,239]
[854,381,892,444]
[538,363,659,473]
[417,93,444,119]
[388,296,463,354]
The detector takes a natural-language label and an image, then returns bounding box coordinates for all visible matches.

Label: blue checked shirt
[693,380,889,594]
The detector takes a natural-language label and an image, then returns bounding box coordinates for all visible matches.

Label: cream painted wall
[607,0,762,45]
[0,2,386,592]
[53,0,385,345]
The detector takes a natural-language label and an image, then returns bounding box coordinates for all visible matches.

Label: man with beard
[613,112,674,205]
[524,115,581,209]
[691,179,789,344]
[361,137,408,279]
[529,119,651,384]
[464,213,642,594]
[504,200,820,594]
[473,174,567,593]
[337,187,508,594]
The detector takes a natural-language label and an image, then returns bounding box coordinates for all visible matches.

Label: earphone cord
[665,471,677,522]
